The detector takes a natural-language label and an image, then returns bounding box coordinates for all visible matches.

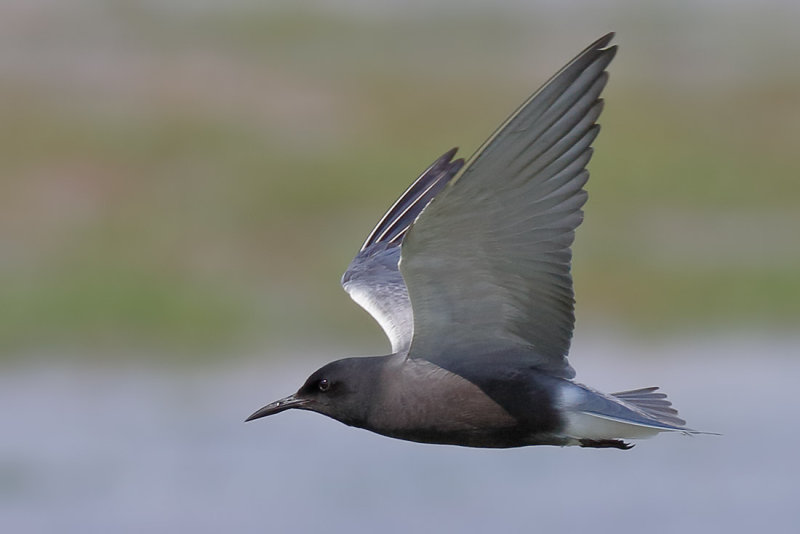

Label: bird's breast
[363,358,548,447]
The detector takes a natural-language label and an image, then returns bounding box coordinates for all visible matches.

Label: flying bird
[247,33,699,449]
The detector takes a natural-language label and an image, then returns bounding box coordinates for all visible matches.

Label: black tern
[247,33,699,449]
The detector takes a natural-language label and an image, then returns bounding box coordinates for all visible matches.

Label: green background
[2,2,798,360]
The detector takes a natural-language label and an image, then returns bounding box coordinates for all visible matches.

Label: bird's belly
[363,361,565,448]
[372,424,566,448]
[368,399,519,447]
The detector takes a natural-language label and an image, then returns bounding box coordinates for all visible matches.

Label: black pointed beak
[245,394,310,422]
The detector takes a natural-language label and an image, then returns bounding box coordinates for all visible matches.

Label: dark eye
[317,379,330,392]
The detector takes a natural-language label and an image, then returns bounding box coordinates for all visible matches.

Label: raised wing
[341,149,463,353]
[401,34,617,378]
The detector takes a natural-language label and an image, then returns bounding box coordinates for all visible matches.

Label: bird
[246,33,700,450]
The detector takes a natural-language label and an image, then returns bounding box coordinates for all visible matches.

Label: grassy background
[2,1,798,359]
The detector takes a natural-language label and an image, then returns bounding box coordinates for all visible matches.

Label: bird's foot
[579,439,634,450]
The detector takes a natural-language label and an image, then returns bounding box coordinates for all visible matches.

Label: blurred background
[2,1,798,532]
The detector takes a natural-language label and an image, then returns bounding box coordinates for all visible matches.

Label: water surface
[3,335,797,533]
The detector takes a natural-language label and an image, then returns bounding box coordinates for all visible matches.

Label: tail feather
[612,387,686,427]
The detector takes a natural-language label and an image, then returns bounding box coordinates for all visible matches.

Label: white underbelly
[563,411,663,440]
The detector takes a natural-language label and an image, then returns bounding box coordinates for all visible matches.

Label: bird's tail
[611,386,686,428]
[559,382,696,446]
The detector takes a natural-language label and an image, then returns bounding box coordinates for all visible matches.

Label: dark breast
[364,358,565,448]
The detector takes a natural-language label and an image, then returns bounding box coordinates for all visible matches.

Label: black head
[245,357,383,427]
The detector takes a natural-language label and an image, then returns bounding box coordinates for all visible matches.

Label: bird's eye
[317,379,330,392]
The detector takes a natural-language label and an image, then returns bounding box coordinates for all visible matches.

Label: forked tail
[611,386,686,428]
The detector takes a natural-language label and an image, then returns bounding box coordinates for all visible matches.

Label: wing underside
[342,150,463,353]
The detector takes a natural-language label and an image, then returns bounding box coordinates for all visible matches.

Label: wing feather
[400,34,617,377]
[341,150,463,352]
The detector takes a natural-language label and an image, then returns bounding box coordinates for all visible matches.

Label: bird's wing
[341,149,464,353]
[401,34,617,378]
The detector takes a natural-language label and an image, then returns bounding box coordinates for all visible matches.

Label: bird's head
[245,357,383,427]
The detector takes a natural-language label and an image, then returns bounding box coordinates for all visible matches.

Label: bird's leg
[578,439,634,450]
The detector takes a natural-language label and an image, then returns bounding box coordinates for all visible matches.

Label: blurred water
[2,334,798,534]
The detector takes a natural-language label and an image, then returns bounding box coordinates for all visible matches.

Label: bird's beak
[245,394,310,422]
